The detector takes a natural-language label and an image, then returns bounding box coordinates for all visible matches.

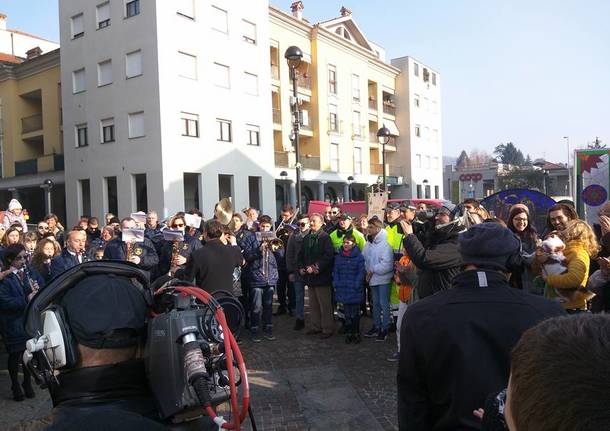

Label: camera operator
[17,273,173,430]
[401,204,464,299]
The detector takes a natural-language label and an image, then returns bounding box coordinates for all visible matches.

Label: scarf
[304,230,320,263]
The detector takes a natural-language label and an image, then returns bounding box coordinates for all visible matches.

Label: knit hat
[458,223,520,271]
[8,199,22,211]
[510,203,529,214]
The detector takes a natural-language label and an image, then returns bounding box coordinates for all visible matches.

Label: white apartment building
[59,0,273,225]
[392,56,443,199]
[0,13,59,58]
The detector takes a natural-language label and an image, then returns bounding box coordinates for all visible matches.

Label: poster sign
[367,191,388,220]
[575,149,610,225]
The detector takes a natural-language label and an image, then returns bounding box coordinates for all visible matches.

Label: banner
[575,149,610,225]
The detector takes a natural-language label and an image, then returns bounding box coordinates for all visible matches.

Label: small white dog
[541,235,567,276]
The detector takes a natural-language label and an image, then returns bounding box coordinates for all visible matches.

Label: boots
[12,385,25,402]
[22,381,35,399]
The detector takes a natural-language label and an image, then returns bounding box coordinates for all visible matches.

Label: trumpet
[256,231,284,279]
[169,239,182,276]
[126,241,135,261]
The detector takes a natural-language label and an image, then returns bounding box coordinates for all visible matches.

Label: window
[133,174,148,212]
[328,65,337,94]
[180,112,199,137]
[126,50,142,78]
[415,125,421,138]
[78,179,91,217]
[424,97,429,111]
[178,51,197,80]
[216,119,232,142]
[433,129,439,144]
[414,94,420,108]
[352,74,360,103]
[329,104,338,132]
[211,6,228,33]
[105,176,118,215]
[434,185,439,199]
[76,124,88,147]
[413,62,419,77]
[213,63,230,88]
[97,2,110,28]
[101,118,115,143]
[71,13,84,38]
[72,68,85,93]
[352,110,361,136]
[126,0,140,18]
[246,124,260,146]
[248,176,261,209]
[177,0,195,19]
[431,72,437,86]
[97,60,112,86]
[330,143,339,172]
[184,173,201,210]
[424,126,430,141]
[218,174,234,201]
[416,184,422,199]
[416,154,421,168]
[244,72,258,95]
[425,185,431,199]
[242,20,256,44]
[433,156,439,170]
[128,111,145,138]
[425,155,431,169]
[354,147,362,174]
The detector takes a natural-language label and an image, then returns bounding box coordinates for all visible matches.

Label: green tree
[494,142,525,166]
[524,154,533,166]
[497,168,544,191]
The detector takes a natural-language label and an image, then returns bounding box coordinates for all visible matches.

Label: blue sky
[3,0,609,162]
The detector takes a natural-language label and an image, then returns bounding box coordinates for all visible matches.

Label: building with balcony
[59,0,273,226]
[0,48,65,222]
[270,3,443,211]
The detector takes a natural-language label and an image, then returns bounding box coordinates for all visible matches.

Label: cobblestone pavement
[1,304,399,430]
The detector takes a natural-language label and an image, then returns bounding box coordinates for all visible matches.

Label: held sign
[367,191,388,220]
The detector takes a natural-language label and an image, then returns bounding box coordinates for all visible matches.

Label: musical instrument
[256,231,284,280]
[23,265,39,294]
[214,198,233,226]
[169,239,182,276]
[126,242,135,262]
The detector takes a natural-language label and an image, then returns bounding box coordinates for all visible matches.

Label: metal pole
[45,187,52,214]
[565,136,571,198]
[382,141,386,192]
[290,67,302,212]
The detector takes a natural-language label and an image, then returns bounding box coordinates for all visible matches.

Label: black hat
[458,223,520,271]
[339,213,352,221]
[386,202,401,211]
[60,274,148,349]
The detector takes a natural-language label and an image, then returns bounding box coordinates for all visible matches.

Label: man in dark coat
[297,213,335,337]
[402,205,463,299]
[50,229,91,280]
[397,223,565,431]
[103,217,159,272]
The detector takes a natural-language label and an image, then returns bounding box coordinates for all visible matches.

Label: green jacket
[329,227,365,252]
[385,222,405,253]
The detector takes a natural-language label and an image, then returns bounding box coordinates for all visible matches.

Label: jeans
[343,303,361,334]
[276,272,295,310]
[294,280,305,319]
[371,284,391,331]
[250,285,274,334]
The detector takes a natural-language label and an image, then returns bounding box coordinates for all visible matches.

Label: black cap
[459,223,520,271]
[60,274,148,349]
[386,202,401,211]
[339,213,352,221]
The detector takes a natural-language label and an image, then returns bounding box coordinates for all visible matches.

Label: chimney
[26,46,42,60]
[290,1,304,20]
[0,13,7,31]
[340,6,352,17]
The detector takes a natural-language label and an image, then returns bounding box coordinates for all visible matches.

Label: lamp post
[563,136,571,198]
[285,45,303,211]
[40,179,54,215]
[376,125,392,192]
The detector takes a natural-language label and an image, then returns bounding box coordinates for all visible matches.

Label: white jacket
[363,229,394,286]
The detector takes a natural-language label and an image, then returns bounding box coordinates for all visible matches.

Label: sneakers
[293,319,305,331]
[251,331,262,343]
[387,351,400,362]
[12,385,24,402]
[264,332,276,341]
[376,330,388,342]
[364,327,378,338]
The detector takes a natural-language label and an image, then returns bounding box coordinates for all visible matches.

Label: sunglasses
[173,223,185,228]
[38,226,49,230]
[299,222,309,227]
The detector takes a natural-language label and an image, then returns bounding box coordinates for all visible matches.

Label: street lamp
[377,125,392,192]
[285,46,304,211]
[40,179,54,215]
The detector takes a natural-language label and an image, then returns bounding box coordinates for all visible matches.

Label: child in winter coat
[333,234,366,343]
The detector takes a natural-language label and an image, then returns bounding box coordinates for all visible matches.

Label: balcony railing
[302,156,320,170]
[368,98,377,110]
[21,114,43,134]
[382,102,396,116]
[297,74,311,90]
[270,64,279,80]
[272,108,281,124]
[275,151,289,168]
[14,154,65,176]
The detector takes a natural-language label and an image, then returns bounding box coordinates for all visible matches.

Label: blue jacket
[0,268,44,353]
[333,246,366,304]
[144,224,163,240]
[157,234,202,278]
[50,249,92,281]
[103,236,159,271]
[242,235,279,288]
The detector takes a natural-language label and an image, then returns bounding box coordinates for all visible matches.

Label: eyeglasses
[331,211,339,215]
[299,222,309,227]
[173,223,185,228]
[38,226,49,230]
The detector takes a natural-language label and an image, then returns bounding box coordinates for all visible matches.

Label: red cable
[167,286,250,430]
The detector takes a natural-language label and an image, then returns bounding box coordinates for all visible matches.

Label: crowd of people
[1,194,610,430]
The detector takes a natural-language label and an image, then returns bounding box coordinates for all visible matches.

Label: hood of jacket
[371,228,388,245]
